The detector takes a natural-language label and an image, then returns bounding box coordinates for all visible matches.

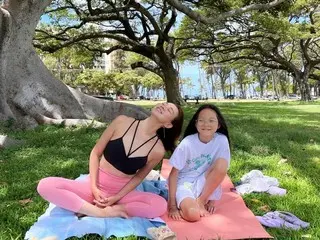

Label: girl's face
[195,108,219,138]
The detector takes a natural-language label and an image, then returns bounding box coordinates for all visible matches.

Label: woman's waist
[99,156,134,179]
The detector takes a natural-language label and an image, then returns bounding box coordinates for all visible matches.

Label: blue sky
[180,62,210,97]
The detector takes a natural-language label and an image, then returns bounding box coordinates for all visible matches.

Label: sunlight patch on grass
[288,105,320,113]
[60,159,78,168]
[0,184,8,198]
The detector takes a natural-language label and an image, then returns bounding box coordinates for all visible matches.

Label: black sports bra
[103,119,159,175]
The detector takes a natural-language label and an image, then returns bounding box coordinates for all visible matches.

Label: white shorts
[176,173,222,208]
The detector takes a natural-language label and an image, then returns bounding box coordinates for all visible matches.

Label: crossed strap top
[103,119,159,175]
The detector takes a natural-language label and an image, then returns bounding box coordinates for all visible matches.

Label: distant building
[93,52,116,73]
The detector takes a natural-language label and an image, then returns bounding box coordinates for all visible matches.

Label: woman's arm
[107,149,165,204]
[89,115,127,189]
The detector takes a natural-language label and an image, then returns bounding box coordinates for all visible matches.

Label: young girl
[168,104,230,222]
[37,102,184,219]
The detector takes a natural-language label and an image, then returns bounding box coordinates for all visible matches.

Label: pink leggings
[37,167,167,218]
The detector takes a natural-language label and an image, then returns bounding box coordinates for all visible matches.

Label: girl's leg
[179,197,201,222]
[117,191,167,218]
[176,182,209,222]
[37,177,127,218]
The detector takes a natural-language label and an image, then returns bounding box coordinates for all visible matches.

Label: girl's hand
[168,205,181,220]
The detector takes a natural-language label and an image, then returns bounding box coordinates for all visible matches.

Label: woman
[37,102,184,219]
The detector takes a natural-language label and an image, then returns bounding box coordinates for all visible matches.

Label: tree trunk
[0,0,149,128]
[160,61,184,105]
[210,74,216,99]
[293,71,311,101]
[258,76,264,97]
[0,6,15,121]
[296,65,312,101]
[272,72,279,100]
[292,75,298,94]
[239,82,245,99]
[221,81,226,98]
[300,75,311,101]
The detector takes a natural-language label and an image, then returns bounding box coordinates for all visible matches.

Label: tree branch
[309,73,320,81]
[128,0,163,38]
[34,31,149,53]
[78,42,156,60]
[39,0,54,12]
[163,7,177,36]
[131,61,164,78]
[45,6,75,14]
[166,0,285,24]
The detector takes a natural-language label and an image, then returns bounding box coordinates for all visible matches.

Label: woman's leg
[37,177,94,212]
[37,177,127,218]
[117,191,167,218]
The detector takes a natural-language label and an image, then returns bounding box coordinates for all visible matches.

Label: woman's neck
[140,116,163,136]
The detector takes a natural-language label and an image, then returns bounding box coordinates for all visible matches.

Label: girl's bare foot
[205,200,215,214]
[198,203,210,217]
[102,205,128,218]
[196,198,210,217]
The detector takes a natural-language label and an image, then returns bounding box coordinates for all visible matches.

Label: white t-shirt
[169,133,231,184]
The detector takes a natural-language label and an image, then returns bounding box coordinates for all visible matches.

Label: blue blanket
[25,176,167,240]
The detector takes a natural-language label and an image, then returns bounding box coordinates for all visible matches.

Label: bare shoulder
[112,115,134,127]
[113,115,130,123]
[149,140,166,162]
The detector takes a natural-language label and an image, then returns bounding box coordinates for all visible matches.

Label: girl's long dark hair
[157,104,184,153]
[183,104,230,145]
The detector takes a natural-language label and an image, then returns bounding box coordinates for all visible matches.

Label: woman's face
[151,102,179,125]
[195,108,219,138]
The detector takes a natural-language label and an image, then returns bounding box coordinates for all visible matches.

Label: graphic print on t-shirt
[186,154,213,172]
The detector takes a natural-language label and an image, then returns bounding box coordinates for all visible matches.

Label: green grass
[1,101,320,240]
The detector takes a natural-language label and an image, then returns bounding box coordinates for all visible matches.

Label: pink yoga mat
[160,159,272,240]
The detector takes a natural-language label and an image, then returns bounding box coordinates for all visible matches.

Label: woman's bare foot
[205,200,215,214]
[75,212,87,219]
[102,205,128,218]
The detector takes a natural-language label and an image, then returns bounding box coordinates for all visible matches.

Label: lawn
[0,101,319,240]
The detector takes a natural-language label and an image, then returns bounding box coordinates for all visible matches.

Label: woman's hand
[91,186,108,208]
[103,195,120,207]
[168,205,181,220]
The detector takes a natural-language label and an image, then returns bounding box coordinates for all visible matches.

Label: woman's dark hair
[157,104,184,153]
[183,104,230,145]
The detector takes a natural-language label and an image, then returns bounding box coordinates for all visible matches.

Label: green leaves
[74,70,117,95]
